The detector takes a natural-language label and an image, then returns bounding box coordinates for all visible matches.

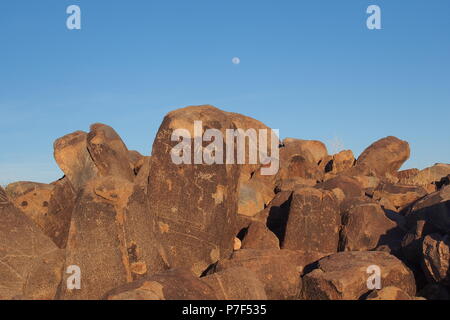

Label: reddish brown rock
[339,203,399,252]
[372,182,427,210]
[6,179,75,248]
[238,176,275,217]
[147,106,241,275]
[320,150,355,175]
[201,267,267,300]
[0,198,65,300]
[404,185,450,238]
[61,177,165,300]
[302,251,416,300]
[283,188,340,254]
[53,130,98,191]
[104,269,217,300]
[366,286,413,300]
[421,233,450,284]
[316,175,364,200]
[216,249,319,300]
[281,138,328,164]
[279,155,323,182]
[354,136,410,178]
[87,123,135,182]
[402,164,450,188]
[241,221,280,250]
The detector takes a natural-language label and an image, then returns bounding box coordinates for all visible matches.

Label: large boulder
[404,185,450,237]
[372,182,427,211]
[6,178,75,248]
[281,138,328,164]
[354,136,410,178]
[104,269,217,300]
[316,175,364,200]
[240,221,280,250]
[216,249,319,300]
[61,177,165,300]
[147,106,241,275]
[0,196,65,299]
[421,233,450,285]
[201,267,267,300]
[302,251,416,300]
[401,164,450,188]
[339,203,400,252]
[282,187,340,255]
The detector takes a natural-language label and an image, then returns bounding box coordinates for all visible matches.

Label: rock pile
[1,105,449,300]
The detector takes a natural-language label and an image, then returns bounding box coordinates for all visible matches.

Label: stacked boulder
[0,105,449,300]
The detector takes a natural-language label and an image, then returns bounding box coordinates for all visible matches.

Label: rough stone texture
[238,176,275,217]
[421,233,450,284]
[0,186,8,204]
[241,221,280,250]
[316,175,364,200]
[0,198,65,300]
[355,136,410,178]
[6,179,75,249]
[405,185,450,238]
[147,106,241,275]
[366,286,413,300]
[53,131,98,191]
[302,251,416,300]
[283,187,340,254]
[320,150,355,175]
[279,155,323,182]
[216,249,320,300]
[281,138,328,164]
[372,182,427,210]
[339,203,400,252]
[402,164,450,187]
[201,267,267,300]
[104,269,217,300]
[61,177,165,300]
[87,123,135,182]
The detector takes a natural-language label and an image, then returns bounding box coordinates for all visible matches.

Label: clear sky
[0,0,449,185]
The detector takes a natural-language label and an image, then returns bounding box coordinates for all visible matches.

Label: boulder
[366,286,413,300]
[241,221,280,250]
[279,155,323,182]
[216,249,319,300]
[6,178,75,248]
[237,176,275,217]
[147,106,241,275]
[320,150,355,174]
[61,177,165,300]
[354,136,410,178]
[86,123,135,182]
[282,187,340,254]
[0,198,65,299]
[104,269,217,300]
[302,251,416,300]
[372,182,427,210]
[201,267,267,300]
[316,175,364,200]
[53,131,98,191]
[421,233,450,284]
[281,138,328,164]
[404,185,450,237]
[339,203,400,252]
[403,164,450,187]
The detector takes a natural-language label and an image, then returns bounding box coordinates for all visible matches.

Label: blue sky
[0,0,449,185]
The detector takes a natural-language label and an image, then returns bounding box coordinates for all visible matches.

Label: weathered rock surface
[372,182,427,211]
[339,203,400,252]
[6,179,75,248]
[0,198,65,300]
[283,187,340,254]
[201,267,267,300]
[354,136,410,178]
[61,178,165,300]
[302,251,416,300]
[104,269,217,300]
[366,286,413,300]
[147,106,241,275]
[216,249,320,300]
[421,233,450,284]
[241,221,280,250]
